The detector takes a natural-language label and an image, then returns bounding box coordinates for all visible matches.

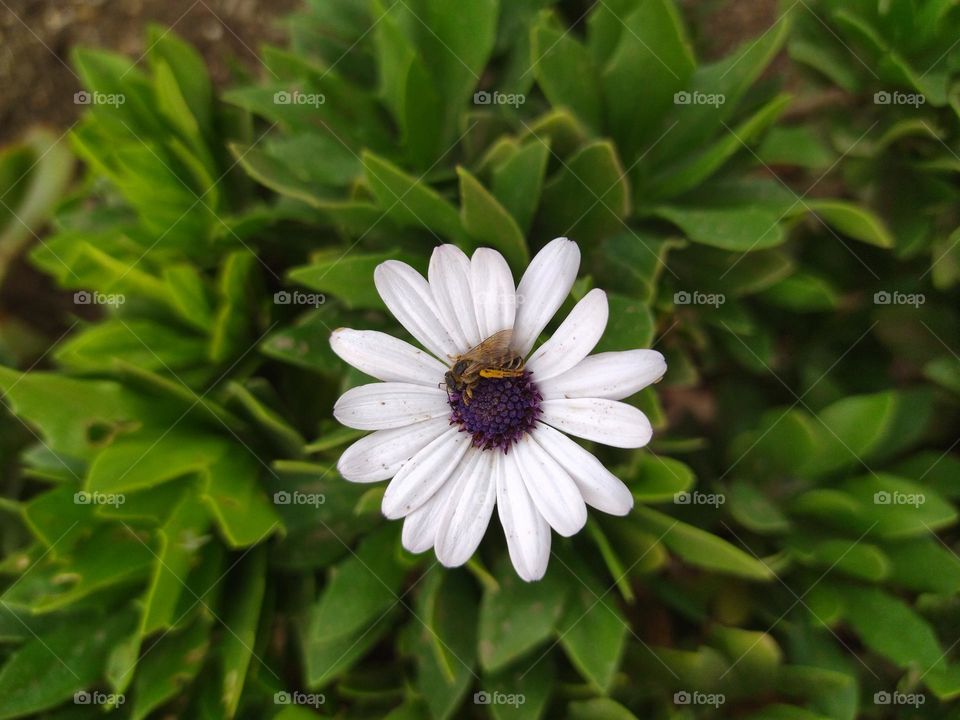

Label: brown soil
[681,0,782,60]
[0,0,299,146]
[0,0,788,146]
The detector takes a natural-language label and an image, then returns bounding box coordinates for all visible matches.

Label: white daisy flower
[330,238,667,581]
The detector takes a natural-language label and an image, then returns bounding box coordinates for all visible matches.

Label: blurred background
[0,0,781,144]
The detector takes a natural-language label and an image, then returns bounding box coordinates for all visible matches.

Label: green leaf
[745,705,832,720]
[531,13,602,130]
[568,698,638,719]
[2,526,153,613]
[761,273,839,312]
[209,249,258,364]
[0,130,75,287]
[411,569,477,720]
[266,133,363,189]
[758,126,835,169]
[228,142,334,209]
[711,625,782,683]
[145,25,213,135]
[71,48,166,137]
[0,610,136,719]
[86,433,230,495]
[21,485,96,552]
[634,506,775,580]
[478,557,570,673]
[288,248,411,310]
[140,484,210,635]
[593,232,683,304]
[653,205,786,251]
[925,356,960,396]
[804,200,894,248]
[0,368,148,461]
[486,655,555,720]
[130,618,211,720]
[404,0,497,138]
[457,166,528,269]
[599,0,695,163]
[649,93,791,200]
[594,293,654,351]
[201,452,280,548]
[836,584,944,672]
[520,108,589,157]
[362,151,466,241]
[489,140,550,237]
[540,141,630,245]
[261,311,343,373]
[225,380,307,458]
[728,481,791,534]
[885,538,960,594]
[305,525,406,686]
[800,392,897,477]
[729,408,820,478]
[219,546,268,718]
[627,454,695,502]
[309,525,406,644]
[163,264,215,332]
[790,537,890,582]
[372,1,445,167]
[556,561,627,692]
[54,319,207,374]
[792,474,956,539]
[645,11,791,167]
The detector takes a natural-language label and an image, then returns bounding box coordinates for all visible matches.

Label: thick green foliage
[0,1,958,718]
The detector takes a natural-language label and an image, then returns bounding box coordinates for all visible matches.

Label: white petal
[330,328,448,385]
[539,350,667,400]
[532,424,633,515]
[333,382,448,430]
[381,427,470,519]
[336,417,451,483]
[375,260,459,360]
[512,237,580,357]
[539,398,653,448]
[471,248,516,339]
[526,289,608,381]
[429,245,482,351]
[435,449,496,567]
[402,477,456,554]
[511,435,587,537]
[499,451,551,581]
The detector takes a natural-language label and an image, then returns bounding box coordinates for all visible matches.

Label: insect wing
[462,329,516,367]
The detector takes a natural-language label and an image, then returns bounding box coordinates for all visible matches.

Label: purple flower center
[447,371,542,453]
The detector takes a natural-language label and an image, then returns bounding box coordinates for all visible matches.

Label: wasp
[444,329,525,404]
